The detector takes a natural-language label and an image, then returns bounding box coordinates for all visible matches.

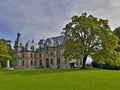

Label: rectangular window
[57,58,60,65]
[65,60,67,64]
[31,53,33,58]
[40,53,42,57]
[57,51,60,57]
[31,60,33,65]
[40,60,42,67]
[15,61,17,66]
[51,59,53,64]
[22,61,24,66]
[35,54,36,57]
[51,52,53,56]
[46,52,49,56]
[22,54,24,58]
[35,60,37,65]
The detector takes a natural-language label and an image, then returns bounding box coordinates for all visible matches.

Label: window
[22,61,24,66]
[31,53,33,58]
[51,52,53,56]
[40,60,42,67]
[46,52,49,56]
[65,60,67,64]
[22,54,24,58]
[51,59,53,64]
[34,54,36,58]
[31,60,33,65]
[57,58,60,65]
[15,61,17,66]
[35,60,37,65]
[40,53,42,57]
[31,46,34,51]
[57,51,60,56]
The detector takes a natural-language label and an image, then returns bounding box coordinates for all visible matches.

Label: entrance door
[70,63,74,68]
[46,59,49,68]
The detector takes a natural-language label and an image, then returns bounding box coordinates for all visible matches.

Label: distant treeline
[92,62,120,70]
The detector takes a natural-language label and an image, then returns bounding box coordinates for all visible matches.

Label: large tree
[63,13,119,68]
[0,39,14,68]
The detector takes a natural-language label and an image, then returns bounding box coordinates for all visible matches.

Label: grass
[0,69,120,90]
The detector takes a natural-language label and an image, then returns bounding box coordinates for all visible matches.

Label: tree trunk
[1,62,4,69]
[82,56,87,69]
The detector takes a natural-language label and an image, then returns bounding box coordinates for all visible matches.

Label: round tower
[14,32,23,69]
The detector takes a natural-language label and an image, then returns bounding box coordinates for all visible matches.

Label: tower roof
[14,32,22,47]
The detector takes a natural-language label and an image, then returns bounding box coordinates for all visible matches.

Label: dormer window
[56,40,61,46]
[31,46,34,51]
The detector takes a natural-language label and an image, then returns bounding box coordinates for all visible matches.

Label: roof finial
[32,39,34,43]
[32,35,34,43]
[18,27,21,35]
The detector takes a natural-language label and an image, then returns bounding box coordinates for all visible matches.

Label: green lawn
[0,69,120,90]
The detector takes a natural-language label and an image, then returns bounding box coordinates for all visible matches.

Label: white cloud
[0,0,120,45]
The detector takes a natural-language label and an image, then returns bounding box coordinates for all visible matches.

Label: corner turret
[14,32,24,69]
[14,32,22,47]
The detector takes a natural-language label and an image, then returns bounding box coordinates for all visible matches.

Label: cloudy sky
[0,0,120,46]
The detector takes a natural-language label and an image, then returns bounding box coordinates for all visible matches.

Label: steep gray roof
[38,35,66,48]
[24,35,66,50]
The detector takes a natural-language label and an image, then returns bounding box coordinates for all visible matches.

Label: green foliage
[114,27,120,39]
[92,62,120,70]
[63,13,119,68]
[114,27,120,51]
[1,69,120,90]
[0,39,14,68]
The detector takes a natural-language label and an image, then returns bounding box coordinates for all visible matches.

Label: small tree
[0,39,14,68]
[63,13,119,68]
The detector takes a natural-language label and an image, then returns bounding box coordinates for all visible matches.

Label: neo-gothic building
[14,33,82,69]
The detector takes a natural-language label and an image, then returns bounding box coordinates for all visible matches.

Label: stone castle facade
[14,33,82,69]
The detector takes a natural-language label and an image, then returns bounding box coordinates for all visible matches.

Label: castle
[14,33,82,69]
